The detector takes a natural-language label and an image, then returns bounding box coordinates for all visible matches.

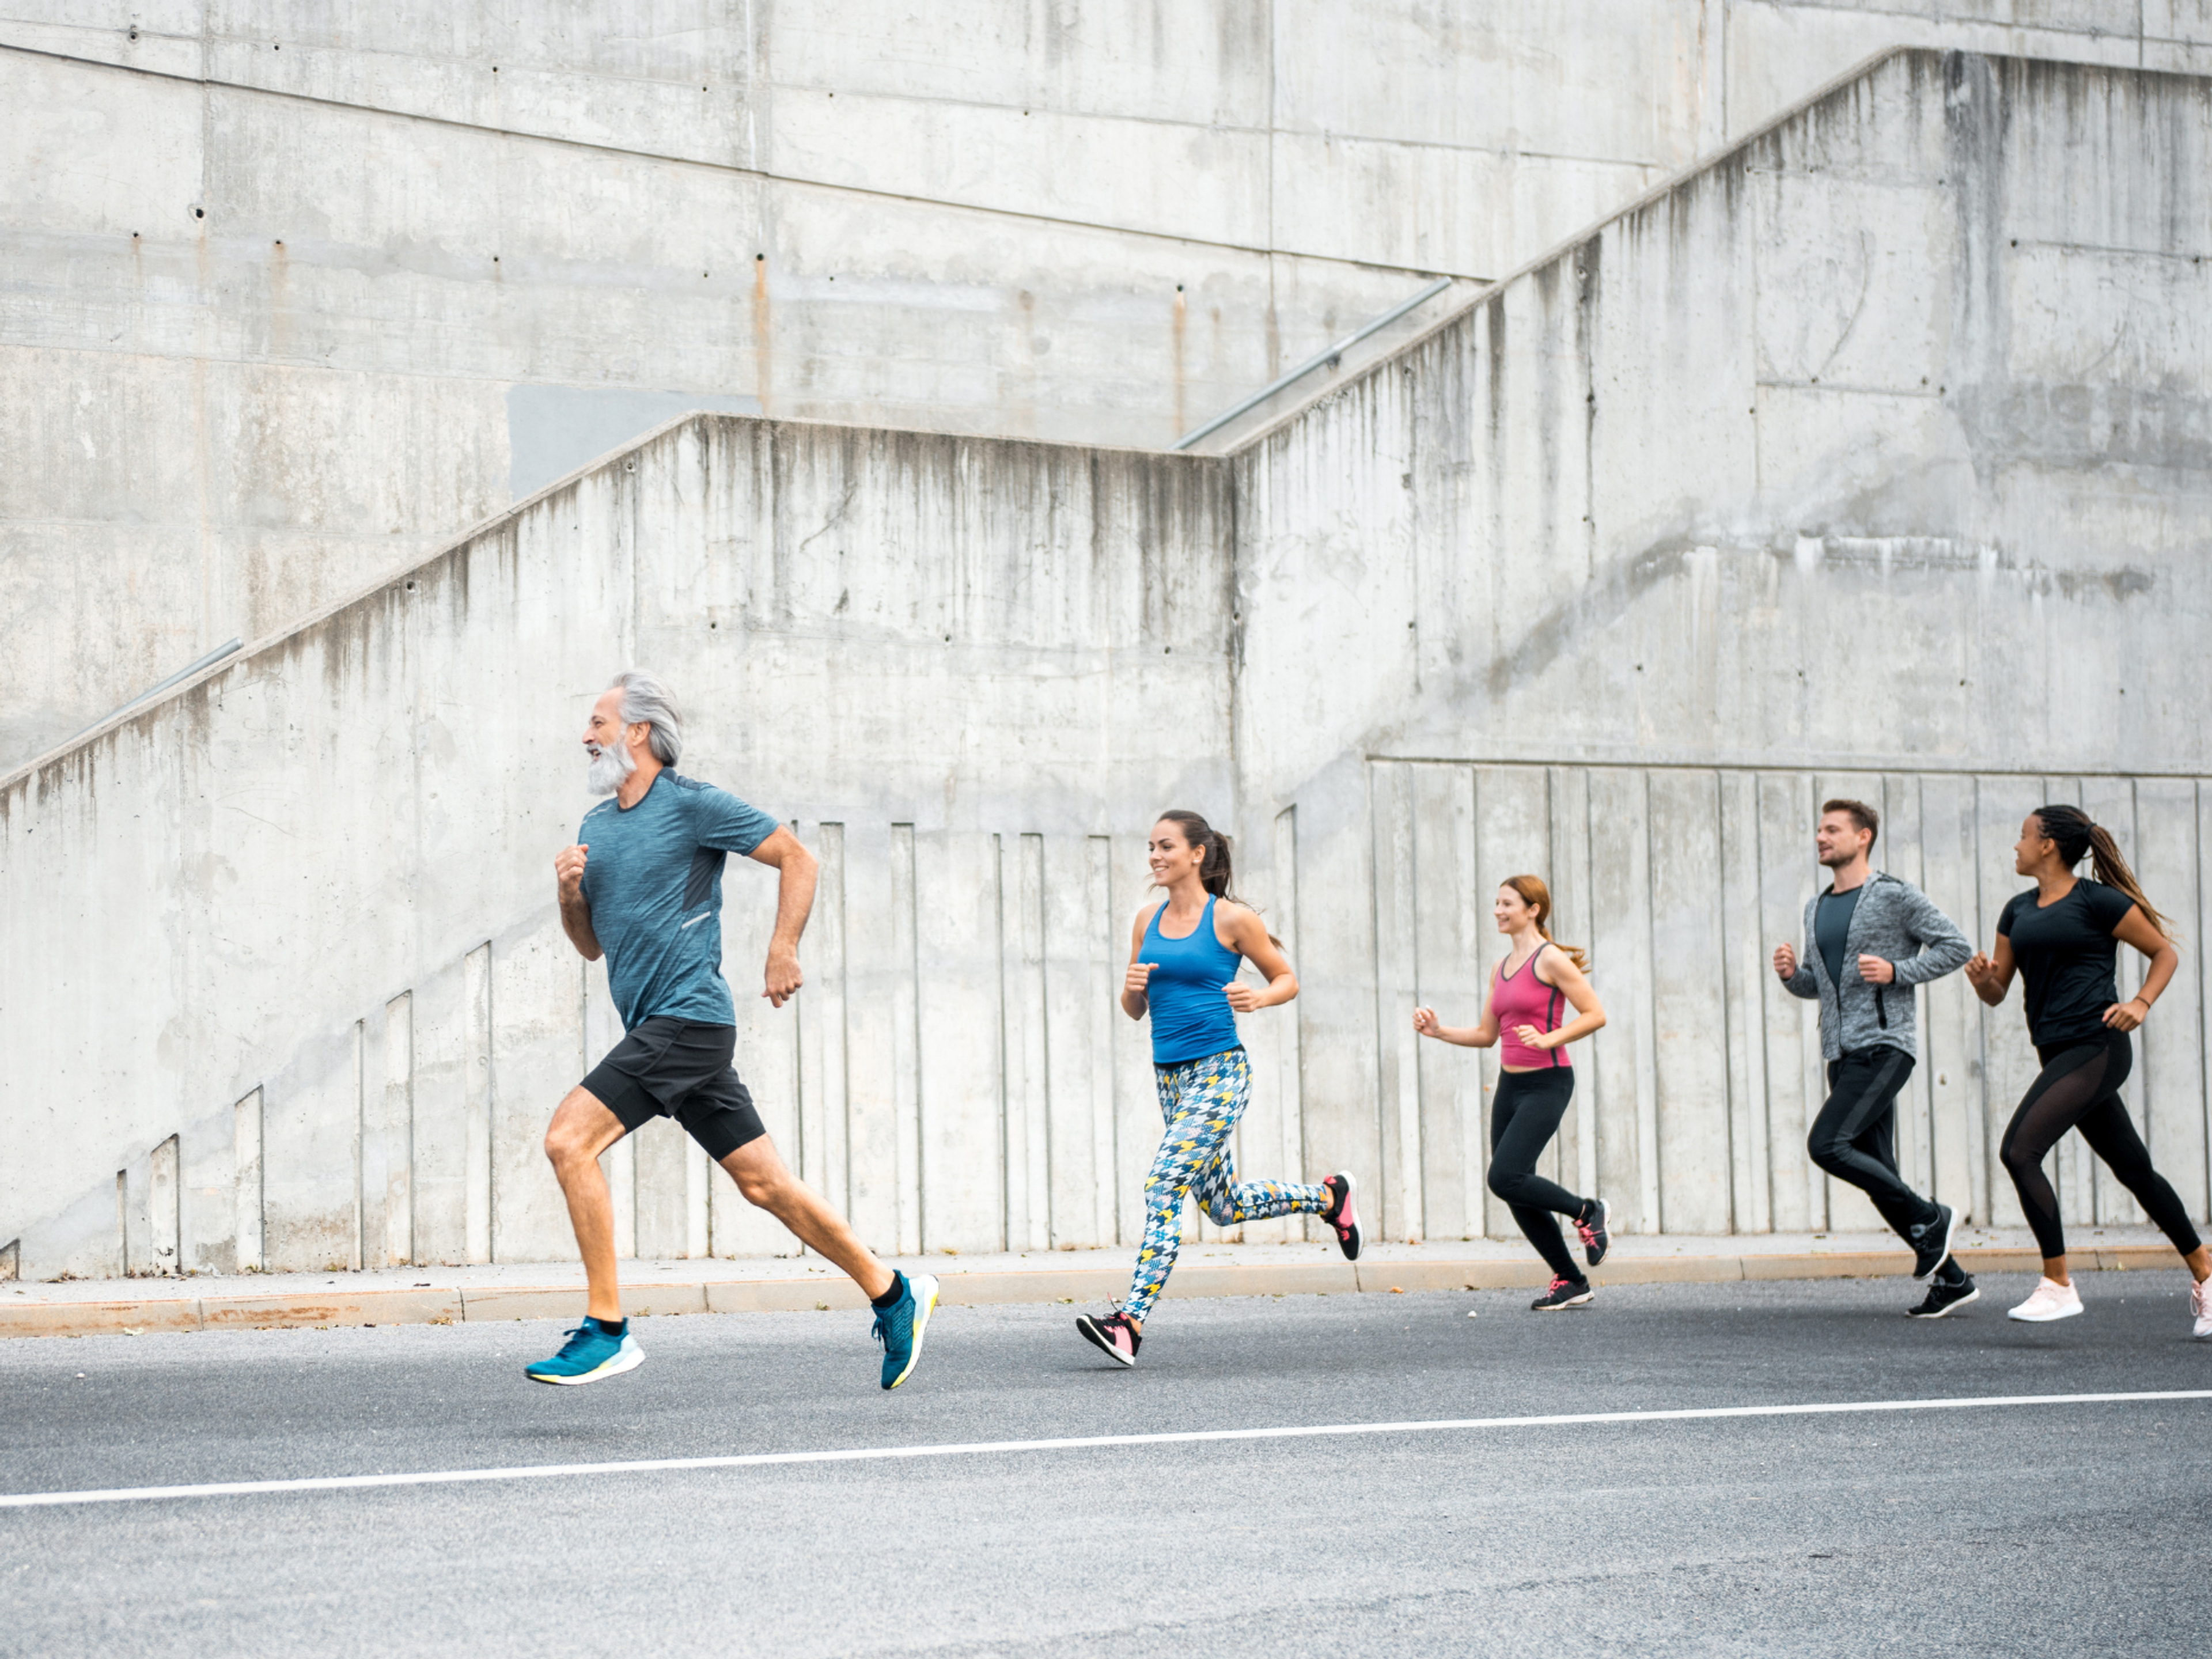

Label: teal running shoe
[873,1272,940,1391]
[524,1316,643,1386]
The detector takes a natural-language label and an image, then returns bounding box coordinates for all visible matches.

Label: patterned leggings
[1122,1047,1331,1323]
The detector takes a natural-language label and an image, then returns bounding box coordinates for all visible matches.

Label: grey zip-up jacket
[1784,872,1971,1061]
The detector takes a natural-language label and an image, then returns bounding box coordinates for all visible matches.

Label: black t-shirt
[1997,878,2138,1048]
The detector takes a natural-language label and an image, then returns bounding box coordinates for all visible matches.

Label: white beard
[586,741,635,797]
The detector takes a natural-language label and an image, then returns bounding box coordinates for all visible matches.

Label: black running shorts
[580,1018,767,1162]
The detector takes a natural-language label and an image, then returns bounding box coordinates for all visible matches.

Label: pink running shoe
[1321,1173,1362,1260]
[1075,1310,1141,1367]
[1531,1276,1595,1311]
[2006,1277,2083,1323]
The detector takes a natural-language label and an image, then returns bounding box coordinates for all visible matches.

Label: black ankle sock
[1935,1259,1968,1286]
[1575,1199,1595,1225]
[594,1316,626,1335]
[870,1271,907,1310]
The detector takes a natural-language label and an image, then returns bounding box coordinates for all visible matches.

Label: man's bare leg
[543,1087,630,1322]
[720,1135,894,1301]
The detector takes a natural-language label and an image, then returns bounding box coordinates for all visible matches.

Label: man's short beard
[586,741,635,797]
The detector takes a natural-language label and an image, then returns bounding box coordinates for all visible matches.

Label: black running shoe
[1321,1172,1362,1261]
[1075,1310,1141,1366]
[1906,1276,1979,1319]
[1908,1202,1960,1282]
[1574,1197,1611,1269]
[1530,1276,1594,1311]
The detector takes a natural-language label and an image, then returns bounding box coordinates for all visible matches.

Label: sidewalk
[1,1224,2187,1339]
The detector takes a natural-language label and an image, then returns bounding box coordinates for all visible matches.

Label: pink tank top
[1494,944,1569,1070]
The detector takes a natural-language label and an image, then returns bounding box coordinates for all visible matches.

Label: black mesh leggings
[1998,1029,2202,1262]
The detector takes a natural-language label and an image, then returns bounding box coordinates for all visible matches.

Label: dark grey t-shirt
[1816,884,1864,988]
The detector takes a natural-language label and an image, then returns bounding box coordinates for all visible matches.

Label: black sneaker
[1906,1276,1979,1319]
[1531,1277,1594,1311]
[1574,1198,1611,1269]
[1908,1202,1960,1282]
[1321,1173,1362,1262]
[1075,1310,1141,1366]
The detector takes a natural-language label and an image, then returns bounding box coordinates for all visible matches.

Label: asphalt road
[3,1272,2208,1657]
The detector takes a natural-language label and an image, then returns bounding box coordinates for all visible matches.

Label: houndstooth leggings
[1122,1046,1331,1323]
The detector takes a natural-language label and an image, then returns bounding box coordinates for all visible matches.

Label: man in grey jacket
[1773,798,1977,1316]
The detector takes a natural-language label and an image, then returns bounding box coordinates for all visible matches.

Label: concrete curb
[0,1245,2181,1339]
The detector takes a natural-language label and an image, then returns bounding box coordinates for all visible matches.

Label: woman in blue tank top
[1074,810,1362,1368]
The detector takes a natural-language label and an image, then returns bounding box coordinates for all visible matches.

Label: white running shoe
[2192,1278,2212,1341]
[2007,1277,2084,1323]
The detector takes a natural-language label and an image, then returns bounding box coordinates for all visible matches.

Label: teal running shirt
[577,771,779,1029]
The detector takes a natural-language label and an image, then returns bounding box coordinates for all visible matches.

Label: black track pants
[1808,1047,1940,1243]
[1488,1068,1587,1285]
[1999,1030,2202,1262]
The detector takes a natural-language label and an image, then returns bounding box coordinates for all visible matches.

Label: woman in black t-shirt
[1964,804,2210,1335]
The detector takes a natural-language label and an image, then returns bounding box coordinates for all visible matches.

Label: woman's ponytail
[1501,874,1591,972]
[2033,804,2172,939]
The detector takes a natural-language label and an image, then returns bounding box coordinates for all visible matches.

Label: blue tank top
[1142,893,1245,1065]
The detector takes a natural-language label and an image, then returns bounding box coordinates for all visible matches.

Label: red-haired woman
[1415,876,1609,1309]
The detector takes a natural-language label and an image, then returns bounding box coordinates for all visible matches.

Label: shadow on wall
[507,385,764,498]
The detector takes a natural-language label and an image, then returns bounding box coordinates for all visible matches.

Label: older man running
[527,669,937,1388]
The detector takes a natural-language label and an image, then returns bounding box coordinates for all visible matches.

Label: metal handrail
[1169,275,1455,452]
[58,638,244,749]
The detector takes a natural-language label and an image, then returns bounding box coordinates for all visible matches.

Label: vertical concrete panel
[1882,774,1936,1206]
[840,821,905,1254]
[1817,772,1888,1234]
[1111,830,1162,1246]
[2043,777,2094,1230]
[797,822,850,1225]
[713,835,803,1259]
[1413,763,1484,1240]
[263,1027,362,1272]
[1472,765,1552,1232]
[2081,777,2147,1227]
[181,1099,238,1276]
[1270,809,1312,1244]
[1291,760,1388,1233]
[1546,767,1599,1212]
[1371,761,1425,1241]
[1718,770,1771,1232]
[582,963,634,1260]
[1586,768,1658,1232]
[1647,771,1731,1234]
[147,1135,179,1277]
[1002,834,1051,1252]
[234,1088,266,1274]
[404,956,468,1265]
[380,993,414,1266]
[1918,774,1989,1222]
[914,830,1006,1252]
[1230,817,1298,1245]
[2135,778,2205,1220]
[892,824,923,1256]
[1976,779,2043,1229]
[464,942,494,1263]
[631,1117,692,1261]
[489,925,584,1263]
[1041,834,1108,1248]
[1757,774,1824,1233]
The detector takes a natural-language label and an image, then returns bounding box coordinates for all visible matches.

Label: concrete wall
[1235,50,2212,1242]
[10,2,2212,767]
[5,49,2210,1279]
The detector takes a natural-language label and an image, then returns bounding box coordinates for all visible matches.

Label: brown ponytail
[2032,804,2173,939]
[1501,874,1590,972]
[1155,810,1283,947]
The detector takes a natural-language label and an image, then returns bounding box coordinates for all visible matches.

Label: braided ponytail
[2032,804,2172,939]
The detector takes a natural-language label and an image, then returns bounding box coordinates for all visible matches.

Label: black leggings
[1998,1029,2202,1262]
[1807,1047,1937,1242]
[1488,1068,1589,1284]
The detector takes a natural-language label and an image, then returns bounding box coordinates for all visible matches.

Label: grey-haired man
[528,669,937,1388]
[1773,798,1977,1317]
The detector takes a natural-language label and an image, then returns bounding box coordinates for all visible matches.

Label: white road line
[5,1389,2207,1510]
